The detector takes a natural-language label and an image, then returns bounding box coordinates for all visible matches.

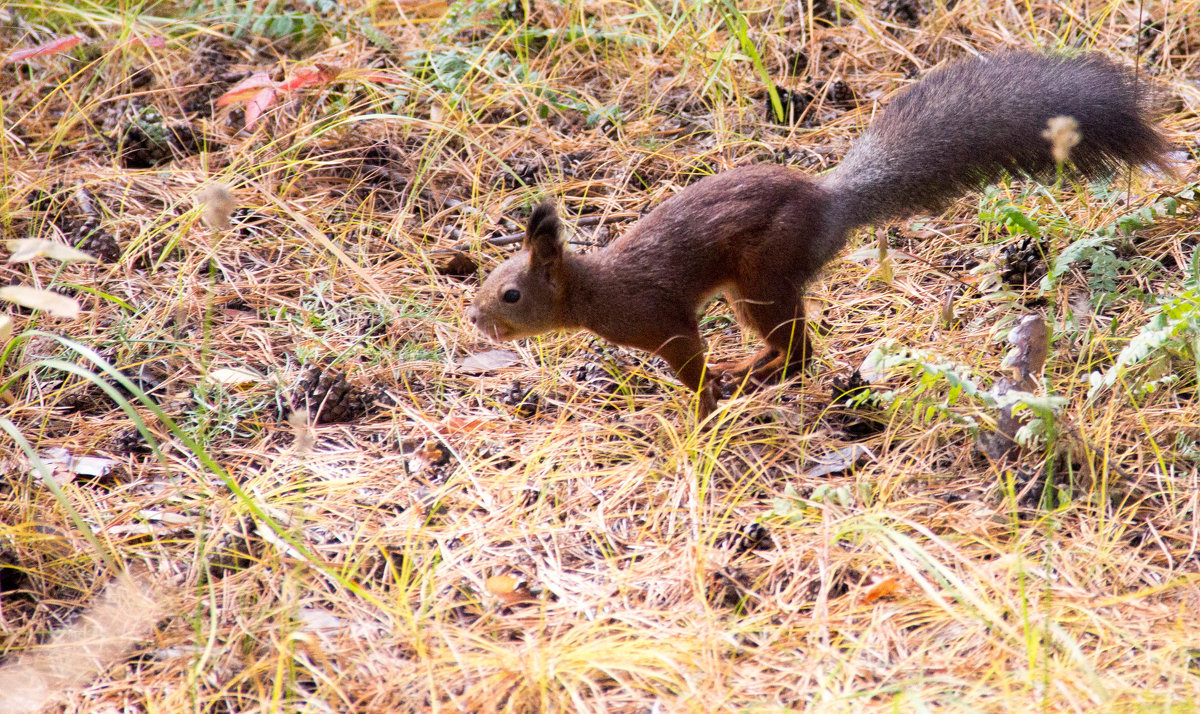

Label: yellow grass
[0,0,1198,711]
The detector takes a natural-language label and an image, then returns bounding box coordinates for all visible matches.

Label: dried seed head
[1042,115,1081,164]
[287,407,315,454]
[197,182,236,231]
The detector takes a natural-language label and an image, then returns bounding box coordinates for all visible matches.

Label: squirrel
[468,51,1171,419]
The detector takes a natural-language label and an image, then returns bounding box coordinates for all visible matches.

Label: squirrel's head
[469,201,568,341]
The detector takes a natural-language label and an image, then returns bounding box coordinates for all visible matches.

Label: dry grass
[1,0,1199,711]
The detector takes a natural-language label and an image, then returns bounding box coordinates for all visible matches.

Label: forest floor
[1,0,1199,711]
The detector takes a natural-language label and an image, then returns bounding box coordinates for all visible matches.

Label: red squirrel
[468,52,1171,419]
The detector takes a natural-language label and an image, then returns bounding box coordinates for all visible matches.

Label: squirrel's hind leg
[712,346,779,389]
[718,284,812,391]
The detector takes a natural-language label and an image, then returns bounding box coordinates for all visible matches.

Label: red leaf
[5,34,84,63]
[355,71,403,85]
[439,416,489,434]
[243,86,277,130]
[216,71,279,107]
[278,63,341,93]
[128,34,167,49]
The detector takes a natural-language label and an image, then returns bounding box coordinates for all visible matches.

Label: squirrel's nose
[466,306,479,325]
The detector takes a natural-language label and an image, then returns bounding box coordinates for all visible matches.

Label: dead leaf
[34,447,118,486]
[457,348,520,372]
[1002,314,1047,388]
[243,86,278,130]
[876,236,893,283]
[5,34,83,63]
[296,606,344,636]
[206,367,262,387]
[439,416,488,434]
[983,313,1049,460]
[861,575,901,603]
[485,574,535,605]
[0,286,81,318]
[135,34,167,49]
[940,287,957,329]
[351,69,403,85]
[410,439,450,473]
[216,71,278,107]
[278,63,342,92]
[105,509,197,538]
[843,247,881,263]
[858,347,888,384]
[436,251,479,277]
[804,444,876,478]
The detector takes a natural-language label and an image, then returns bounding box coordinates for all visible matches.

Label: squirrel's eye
[502,289,521,304]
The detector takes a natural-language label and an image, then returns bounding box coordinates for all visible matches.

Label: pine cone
[112,428,151,455]
[73,217,121,263]
[999,236,1047,287]
[729,522,772,555]
[290,365,382,424]
[879,0,923,27]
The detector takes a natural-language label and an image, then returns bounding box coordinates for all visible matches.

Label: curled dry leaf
[805,444,876,478]
[436,251,479,277]
[277,63,342,92]
[216,71,278,107]
[216,72,279,130]
[0,285,81,318]
[213,62,400,132]
[244,87,277,130]
[206,367,262,387]
[129,34,167,49]
[861,575,901,603]
[982,313,1049,460]
[7,239,99,264]
[33,447,118,487]
[1002,314,1048,389]
[858,344,889,384]
[940,287,957,329]
[409,439,450,473]
[485,573,535,606]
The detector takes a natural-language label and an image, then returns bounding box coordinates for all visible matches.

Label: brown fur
[469,51,1170,420]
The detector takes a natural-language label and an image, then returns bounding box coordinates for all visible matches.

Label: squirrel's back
[822,51,1171,232]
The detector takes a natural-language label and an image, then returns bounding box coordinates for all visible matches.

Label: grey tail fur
[821,51,1172,233]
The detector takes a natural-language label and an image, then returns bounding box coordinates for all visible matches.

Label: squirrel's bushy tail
[822,51,1172,232]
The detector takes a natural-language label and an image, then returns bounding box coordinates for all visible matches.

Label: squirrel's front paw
[696,379,721,421]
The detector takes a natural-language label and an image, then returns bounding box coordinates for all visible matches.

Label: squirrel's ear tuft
[525,201,563,266]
